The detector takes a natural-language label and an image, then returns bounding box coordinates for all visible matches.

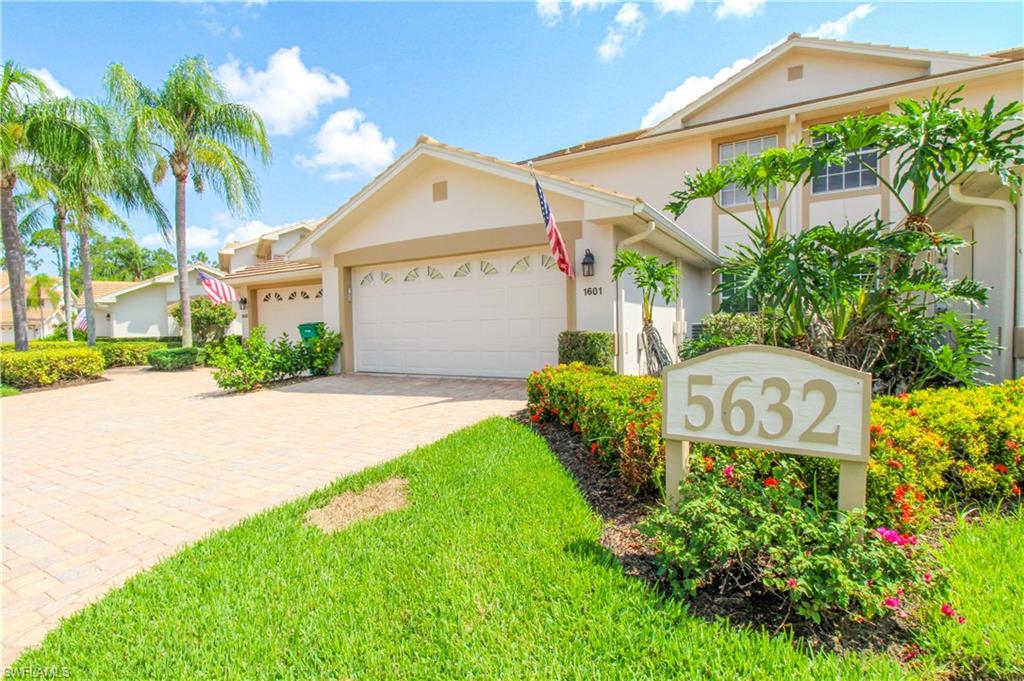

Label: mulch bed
[14,376,110,394]
[514,409,917,659]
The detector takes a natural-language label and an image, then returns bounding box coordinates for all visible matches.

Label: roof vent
[432,181,448,202]
[788,64,804,81]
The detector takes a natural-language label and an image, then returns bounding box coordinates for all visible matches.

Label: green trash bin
[298,323,321,340]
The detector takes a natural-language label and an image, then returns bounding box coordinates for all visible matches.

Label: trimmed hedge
[557,331,615,369]
[0,347,105,388]
[98,341,178,368]
[527,363,1024,529]
[147,347,200,371]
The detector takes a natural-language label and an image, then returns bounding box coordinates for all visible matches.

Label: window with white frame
[718,134,778,206]
[811,137,879,194]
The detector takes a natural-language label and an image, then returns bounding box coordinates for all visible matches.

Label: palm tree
[25,272,59,334]
[106,57,270,347]
[0,62,65,350]
[20,100,166,345]
[611,249,682,376]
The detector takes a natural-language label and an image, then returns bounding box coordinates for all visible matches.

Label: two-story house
[280,35,1022,380]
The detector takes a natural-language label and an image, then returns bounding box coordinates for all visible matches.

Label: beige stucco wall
[110,285,170,337]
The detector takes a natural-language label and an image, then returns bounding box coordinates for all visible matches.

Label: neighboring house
[255,35,1021,381]
[0,273,64,342]
[84,264,240,338]
[218,220,324,341]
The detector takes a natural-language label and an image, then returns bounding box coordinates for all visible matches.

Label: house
[84,264,242,338]
[217,220,324,341]
[0,273,64,342]
[271,35,1021,381]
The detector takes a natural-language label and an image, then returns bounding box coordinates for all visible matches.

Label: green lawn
[919,509,1024,677]
[0,384,20,397]
[8,418,968,678]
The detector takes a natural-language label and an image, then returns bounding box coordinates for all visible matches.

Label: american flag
[198,271,239,305]
[531,169,575,279]
[72,309,87,331]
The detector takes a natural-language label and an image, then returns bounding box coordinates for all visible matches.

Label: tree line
[1,57,269,350]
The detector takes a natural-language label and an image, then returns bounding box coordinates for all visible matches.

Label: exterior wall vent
[787,65,804,81]
[432,180,448,202]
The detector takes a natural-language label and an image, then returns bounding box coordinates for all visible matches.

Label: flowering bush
[527,364,1024,525]
[643,456,941,623]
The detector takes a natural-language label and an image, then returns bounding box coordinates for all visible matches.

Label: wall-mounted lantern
[581,249,598,276]
[239,297,248,311]
[581,249,595,277]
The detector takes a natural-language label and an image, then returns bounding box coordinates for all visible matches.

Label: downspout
[615,219,657,373]
[947,183,1019,378]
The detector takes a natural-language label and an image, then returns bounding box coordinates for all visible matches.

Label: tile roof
[75,280,138,305]
[221,257,321,280]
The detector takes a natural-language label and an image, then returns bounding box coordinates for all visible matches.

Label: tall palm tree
[25,272,59,334]
[20,100,165,345]
[0,62,65,350]
[106,57,270,347]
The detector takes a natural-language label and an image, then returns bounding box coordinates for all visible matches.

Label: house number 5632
[684,374,839,445]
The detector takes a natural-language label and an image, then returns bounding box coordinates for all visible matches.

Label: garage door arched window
[404,267,420,282]
[454,262,471,278]
[541,254,557,270]
[380,272,394,284]
[427,266,443,280]
[480,260,498,276]
[360,273,374,286]
[511,256,530,273]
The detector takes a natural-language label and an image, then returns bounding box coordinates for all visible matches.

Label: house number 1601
[583,287,603,296]
[683,374,840,445]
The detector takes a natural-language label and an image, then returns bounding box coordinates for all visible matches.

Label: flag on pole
[72,309,87,331]
[529,163,574,279]
[197,271,240,305]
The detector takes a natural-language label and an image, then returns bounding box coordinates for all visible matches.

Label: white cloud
[28,68,72,98]
[139,225,221,251]
[295,109,397,181]
[598,2,646,63]
[217,47,350,136]
[229,25,242,39]
[570,0,608,15]
[224,219,274,244]
[807,3,874,39]
[243,0,268,8]
[536,0,563,26]
[715,0,765,20]
[640,38,782,127]
[654,0,694,15]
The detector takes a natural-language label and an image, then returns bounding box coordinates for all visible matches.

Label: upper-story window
[811,136,879,194]
[718,134,778,207]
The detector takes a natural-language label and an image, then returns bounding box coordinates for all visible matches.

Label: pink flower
[787,578,797,589]
[923,572,932,584]
[884,597,901,609]
[957,616,966,624]
[723,465,735,479]
[940,603,956,618]
[875,527,917,546]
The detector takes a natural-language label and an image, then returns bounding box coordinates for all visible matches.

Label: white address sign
[662,345,872,511]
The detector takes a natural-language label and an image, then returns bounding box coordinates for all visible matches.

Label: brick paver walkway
[1,367,524,665]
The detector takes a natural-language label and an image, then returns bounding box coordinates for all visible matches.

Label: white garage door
[353,248,566,378]
[257,284,323,341]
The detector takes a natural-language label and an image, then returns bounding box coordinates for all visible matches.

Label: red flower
[1012,483,1021,496]
[963,465,975,474]
[763,477,780,488]
[995,463,1009,474]
[887,459,904,470]
[908,408,919,417]
[530,413,539,423]
[1007,440,1020,451]
[590,442,599,454]
[940,603,956,618]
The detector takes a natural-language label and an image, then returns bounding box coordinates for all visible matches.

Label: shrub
[679,312,760,359]
[557,331,614,369]
[1,340,87,351]
[170,298,236,346]
[147,347,200,371]
[301,323,343,376]
[97,341,178,368]
[0,347,105,388]
[45,322,86,341]
[643,455,939,623]
[527,364,1024,525]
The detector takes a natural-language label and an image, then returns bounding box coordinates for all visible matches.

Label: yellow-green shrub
[97,341,177,367]
[0,348,105,388]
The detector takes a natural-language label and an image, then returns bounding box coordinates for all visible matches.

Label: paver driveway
[1,367,524,665]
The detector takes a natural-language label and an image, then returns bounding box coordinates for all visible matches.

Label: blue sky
[5,0,1022,268]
